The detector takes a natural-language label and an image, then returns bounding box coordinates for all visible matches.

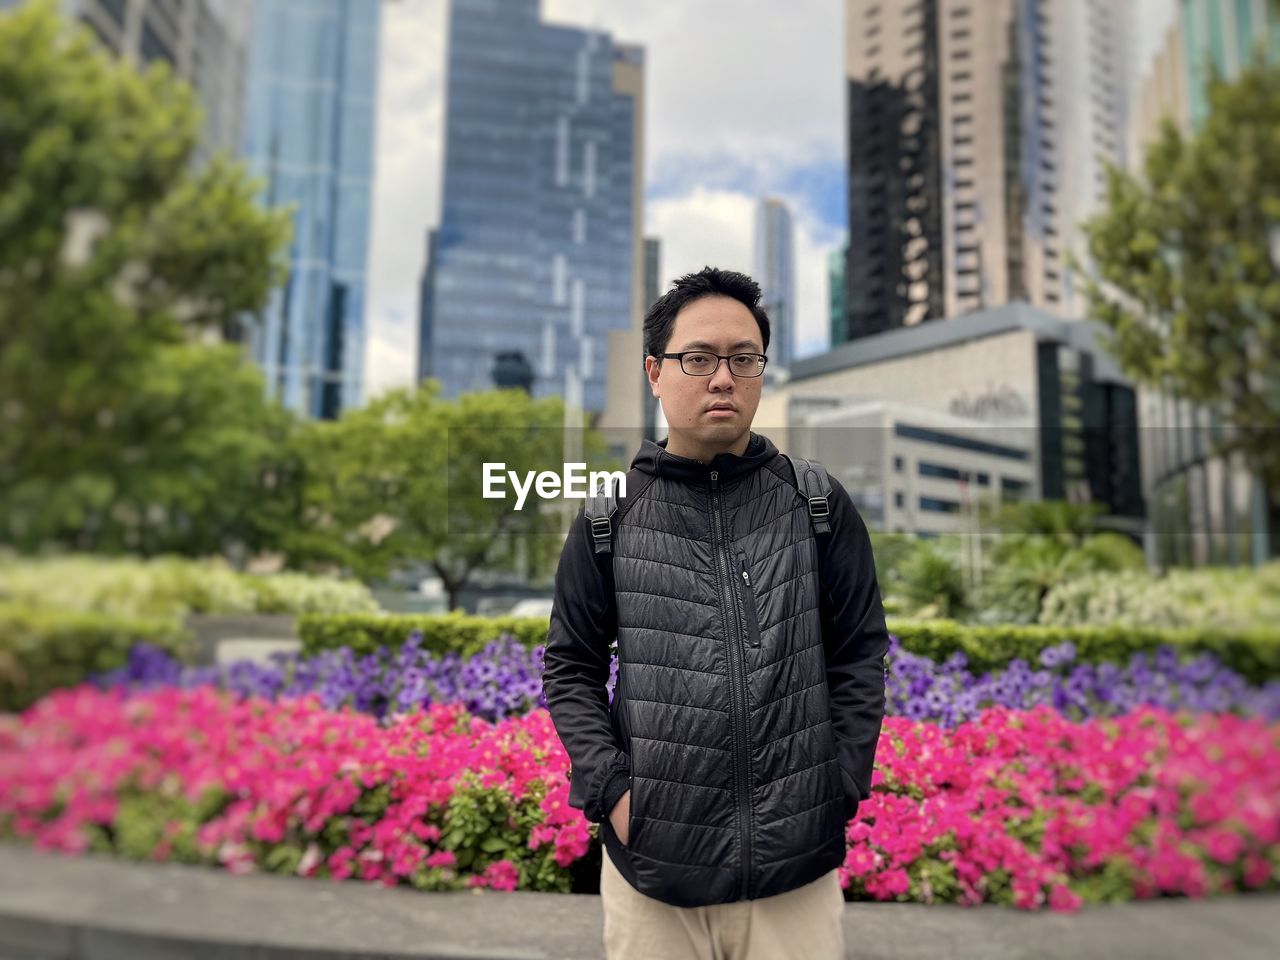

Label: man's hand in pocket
[609,789,631,845]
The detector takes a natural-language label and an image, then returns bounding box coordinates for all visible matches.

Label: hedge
[299,613,1280,684]
[0,603,192,712]
[298,611,551,659]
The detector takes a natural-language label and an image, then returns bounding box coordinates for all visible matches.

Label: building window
[894,455,905,472]
[920,496,962,513]
[919,461,964,481]
[894,491,905,508]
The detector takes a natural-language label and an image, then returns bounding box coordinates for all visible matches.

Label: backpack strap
[583,484,618,555]
[583,467,650,555]
[782,453,833,535]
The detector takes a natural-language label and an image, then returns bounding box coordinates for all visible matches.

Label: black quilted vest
[594,431,847,906]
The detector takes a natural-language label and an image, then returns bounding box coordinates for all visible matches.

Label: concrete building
[419,0,645,463]
[754,302,1144,538]
[2,0,251,162]
[242,0,381,420]
[786,397,1036,537]
[1123,0,1279,567]
[840,0,1129,339]
[753,197,796,380]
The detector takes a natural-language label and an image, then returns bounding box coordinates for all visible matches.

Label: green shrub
[298,611,550,659]
[0,602,192,712]
[887,618,1280,685]
[1039,562,1280,631]
[0,552,378,621]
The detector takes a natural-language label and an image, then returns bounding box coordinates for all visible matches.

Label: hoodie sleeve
[817,474,890,819]
[542,506,631,824]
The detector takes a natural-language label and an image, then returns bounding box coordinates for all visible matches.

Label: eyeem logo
[482,463,627,511]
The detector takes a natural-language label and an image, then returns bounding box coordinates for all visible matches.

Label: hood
[630,431,780,484]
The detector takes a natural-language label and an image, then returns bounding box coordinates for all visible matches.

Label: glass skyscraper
[753,196,796,377]
[419,0,642,415]
[242,0,380,419]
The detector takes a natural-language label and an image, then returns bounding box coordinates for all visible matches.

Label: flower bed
[90,630,1279,728]
[2,685,1276,910]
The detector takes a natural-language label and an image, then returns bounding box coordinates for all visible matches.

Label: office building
[242,0,381,419]
[754,302,1144,538]
[840,0,1129,339]
[828,245,848,348]
[1125,0,1279,566]
[2,0,251,162]
[419,0,644,440]
[753,197,796,378]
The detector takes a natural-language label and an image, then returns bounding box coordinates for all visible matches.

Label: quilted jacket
[542,431,888,906]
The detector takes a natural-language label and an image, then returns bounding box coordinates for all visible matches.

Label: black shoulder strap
[583,467,649,555]
[782,453,833,535]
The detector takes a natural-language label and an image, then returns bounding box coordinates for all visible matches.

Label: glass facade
[419,0,639,413]
[243,0,380,418]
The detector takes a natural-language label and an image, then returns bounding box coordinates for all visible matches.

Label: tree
[288,381,617,609]
[1078,54,1280,513]
[0,2,295,556]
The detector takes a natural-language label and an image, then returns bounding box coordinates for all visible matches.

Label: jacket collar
[631,430,779,484]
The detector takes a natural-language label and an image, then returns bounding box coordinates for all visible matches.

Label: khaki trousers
[600,848,846,960]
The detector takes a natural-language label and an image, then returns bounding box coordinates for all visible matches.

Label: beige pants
[600,848,846,960]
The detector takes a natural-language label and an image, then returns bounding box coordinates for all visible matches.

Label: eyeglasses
[660,351,768,378]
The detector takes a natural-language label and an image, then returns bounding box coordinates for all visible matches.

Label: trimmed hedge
[300,613,1280,684]
[0,603,192,712]
[298,611,551,659]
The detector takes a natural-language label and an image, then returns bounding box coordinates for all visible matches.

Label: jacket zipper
[735,547,763,650]
[710,469,753,900]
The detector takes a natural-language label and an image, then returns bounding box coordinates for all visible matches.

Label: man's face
[646,295,764,443]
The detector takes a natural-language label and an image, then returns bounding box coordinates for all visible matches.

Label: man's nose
[708,360,736,389]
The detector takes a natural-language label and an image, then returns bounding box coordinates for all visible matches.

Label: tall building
[642,236,662,442]
[841,0,1129,341]
[1,0,251,161]
[828,245,847,348]
[1180,0,1280,127]
[1126,0,1279,567]
[754,302,1144,538]
[242,0,381,419]
[419,0,644,427]
[752,197,796,376]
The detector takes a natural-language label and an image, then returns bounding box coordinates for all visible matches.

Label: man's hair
[643,266,772,361]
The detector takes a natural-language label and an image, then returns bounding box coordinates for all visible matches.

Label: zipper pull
[710,470,718,483]
[741,568,750,587]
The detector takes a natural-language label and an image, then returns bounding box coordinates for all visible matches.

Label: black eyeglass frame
[658,351,769,378]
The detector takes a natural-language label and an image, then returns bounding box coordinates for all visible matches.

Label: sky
[362,0,1178,400]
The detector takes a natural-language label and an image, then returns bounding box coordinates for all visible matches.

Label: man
[543,266,888,959]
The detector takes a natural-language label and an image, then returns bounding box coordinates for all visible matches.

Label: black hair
[643,266,772,361]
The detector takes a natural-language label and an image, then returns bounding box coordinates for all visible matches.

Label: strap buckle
[807,496,830,520]
[590,516,612,540]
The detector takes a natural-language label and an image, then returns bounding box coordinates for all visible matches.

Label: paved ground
[1,842,1277,959]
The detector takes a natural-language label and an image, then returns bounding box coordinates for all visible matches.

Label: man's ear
[645,356,661,398]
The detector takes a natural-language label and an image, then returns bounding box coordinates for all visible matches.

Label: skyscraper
[419,0,643,419]
[242,0,381,419]
[1,0,251,162]
[841,0,1129,341]
[1181,0,1280,126]
[752,197,796,377]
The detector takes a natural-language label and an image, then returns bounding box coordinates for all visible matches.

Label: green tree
[1078,54,1280,511]
[0,2,295,556]
[288,381,615,608]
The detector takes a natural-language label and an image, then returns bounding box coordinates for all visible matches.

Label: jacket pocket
[735,547,763,649]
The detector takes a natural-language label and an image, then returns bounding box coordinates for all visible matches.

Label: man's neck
[664,430,751,464]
